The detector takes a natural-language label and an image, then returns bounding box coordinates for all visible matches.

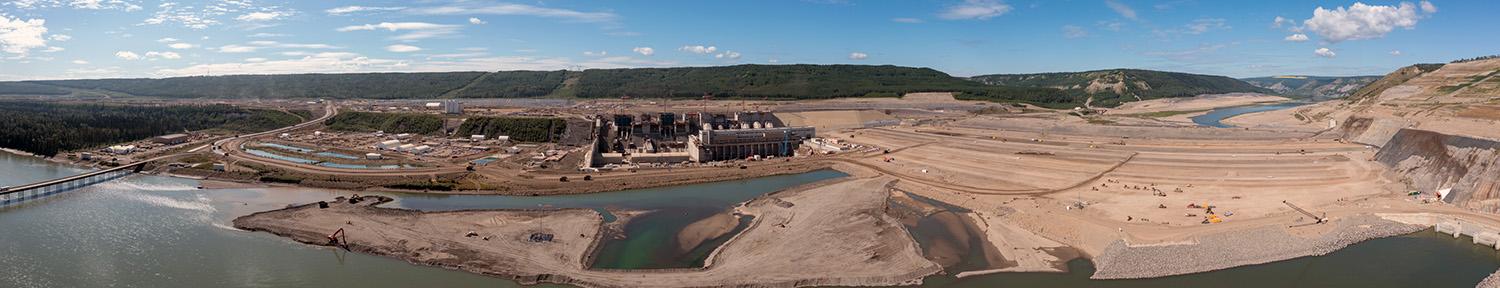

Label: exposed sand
[236,174,942,287]
[676,212,739,252]
[777,110,897,132]
[1109,93,1289,115]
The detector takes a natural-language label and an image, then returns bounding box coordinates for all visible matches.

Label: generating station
[585,111,815,167]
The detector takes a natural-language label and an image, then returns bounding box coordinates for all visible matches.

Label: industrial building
[688,125,814,162]
[443,100,463,115]
[152,134,190,145]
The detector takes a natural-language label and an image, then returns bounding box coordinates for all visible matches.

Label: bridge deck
[2,161,145,196]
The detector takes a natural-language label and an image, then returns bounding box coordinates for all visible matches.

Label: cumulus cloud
[849,52,868,60]
[715,51,741,59]
[583,50,607,56]
[386,44,421,52]
[1303,2,1431,43]
[678,45,717,54]
[245,57,268,62]
[1062,25,1088,39]
[1420,0,1437,13]
[115,51,141,60]
[468,17,486,25]
[217,45,257,53]
[48,34,69,41]
[217,41,336,53]
[939,0,1011,20]
[1105,0,1136,20]
[1284,33,1309,42]
[632,47,654,56]
[1314,47,1336,58]
[71,59,88,64]
[325,6,406,15]
[168,42,196,49]
[1272,16,1292,28]
[892,17,923,23]
[1,15,50,55]
[1389,50,1403,56]
[157,37,179,43]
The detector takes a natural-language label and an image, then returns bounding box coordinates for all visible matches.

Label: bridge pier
[2,164,139,208]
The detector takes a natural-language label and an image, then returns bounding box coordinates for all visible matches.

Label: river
[2,151,1498,287]
[1190,102,1305,128]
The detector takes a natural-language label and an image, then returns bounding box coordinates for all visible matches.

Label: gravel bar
[1090,214,1425,279]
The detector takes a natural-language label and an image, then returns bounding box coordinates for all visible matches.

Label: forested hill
[967,69,1272,107]
[5,65,1267,108]
[1240,75,1381,100]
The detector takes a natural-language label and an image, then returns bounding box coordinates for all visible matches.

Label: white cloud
[168,42,196,49]
[325,6,406,15]
[1284,33,1308,42]
[236,11,285,22]
[47,34,69,41]
[386,44,422,53]
[217,44,257,53]
[468,17,486,25]
[1420,0,1437,13]
[153,53,677,78]
[849,52,868,60]
[71,59,87,64]
[1098,20,1124,31]
[1389,50,1403,56]
[407,3,619,23]
[115,51,141,60]
[8,0,141,11]
[939,0,1012,20]
[0,15,50,55]
[715,51,741,59]
[337,22,462,40]
[1272,16,1292,28]
[245,57,267,62]
[157,37,179,43]
[1314,47,1336,58]
[144,51,180,59]
[1062,25,1088,39]
[892,17,923,23]
[1303,2,1427,43]
[583,50,607,56]
[1105,0,1137,20]
[247,33,287,38]
[632,47,654,56]
[41,46,63,52]
[1184,18,1228,34]
[679,45,717,54]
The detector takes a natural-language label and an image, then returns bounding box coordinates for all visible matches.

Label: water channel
[2,151,1498,287]
[1189,102,1305,128]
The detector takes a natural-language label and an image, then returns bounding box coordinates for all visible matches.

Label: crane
[1282,200,1326,225]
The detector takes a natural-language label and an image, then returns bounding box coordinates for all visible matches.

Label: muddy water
[1190,102,1305,128]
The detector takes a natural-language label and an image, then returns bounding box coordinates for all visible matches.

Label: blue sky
[0,0,1491,81]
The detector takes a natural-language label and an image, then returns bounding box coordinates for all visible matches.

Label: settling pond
[2,151,1497,287]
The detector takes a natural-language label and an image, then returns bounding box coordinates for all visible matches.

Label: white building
[107,145,136,155]
[365,153,383,160]
[375,140,401,150]
[471,135,486,141]
[395,133,412,139]
[397,144,417,152]
[443,100,463,114]
[411,145,432,154]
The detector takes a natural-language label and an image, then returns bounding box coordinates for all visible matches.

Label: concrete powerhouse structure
[688,125,814,162]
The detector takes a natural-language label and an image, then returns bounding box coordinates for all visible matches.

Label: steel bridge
[1,161,147,207]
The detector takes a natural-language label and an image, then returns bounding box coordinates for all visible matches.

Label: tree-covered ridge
[447,70,569,98]
[0,82,70,95]
[454,117,566,143]
[569,64,982,99]
[1240,75,1382,100]
[968,69,1272,107]
[0,101,301,156]
[323,111,445,135]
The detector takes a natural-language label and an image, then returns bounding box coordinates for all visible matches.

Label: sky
[0,0,1492,81]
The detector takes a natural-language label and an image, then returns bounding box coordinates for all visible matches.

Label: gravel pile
[1091,214,1425,279]
[1478,269,1500,288]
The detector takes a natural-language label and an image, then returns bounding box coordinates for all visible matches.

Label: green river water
[2,151,1497,287]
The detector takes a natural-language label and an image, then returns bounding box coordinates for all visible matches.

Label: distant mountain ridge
[966,69,1272,107]
[1240,75,1381,100]
[1,65,1272,109]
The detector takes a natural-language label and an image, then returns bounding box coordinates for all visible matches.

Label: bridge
[1,161,146,206]
[0,103,336,207]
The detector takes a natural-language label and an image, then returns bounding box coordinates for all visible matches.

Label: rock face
[1376,129,1500,208]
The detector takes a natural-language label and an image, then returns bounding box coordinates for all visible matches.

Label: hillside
[2,65,1272,109]
[967,69,1272,107]
[1345,63,1447,104]
[1240,75,1381,100]
[0,101,301,156]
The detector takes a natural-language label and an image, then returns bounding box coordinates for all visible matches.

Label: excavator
[327,228,350,251]
[1283,200,1327,225]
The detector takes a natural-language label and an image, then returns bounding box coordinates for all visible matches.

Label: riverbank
[233,167,942,287]
[1090,214,1424,279]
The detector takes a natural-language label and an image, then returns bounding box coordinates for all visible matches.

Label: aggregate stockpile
[1374,129,1500,209]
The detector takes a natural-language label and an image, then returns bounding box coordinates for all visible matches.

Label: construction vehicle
[1282,200,1327,224]
[327,228,350,251]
